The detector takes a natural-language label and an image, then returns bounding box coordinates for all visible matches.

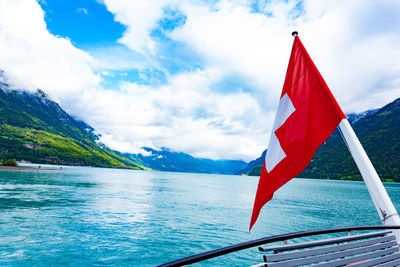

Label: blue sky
[39,0,125,47]
[0,0,400,160]
[37,0,273,95]
[39,0,200,89]
[39,0,160,88]
[38,0,130,89]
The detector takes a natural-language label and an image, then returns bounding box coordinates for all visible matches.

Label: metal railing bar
[157,225,400,267]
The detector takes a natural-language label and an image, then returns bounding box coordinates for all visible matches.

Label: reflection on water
[0,166,400,266]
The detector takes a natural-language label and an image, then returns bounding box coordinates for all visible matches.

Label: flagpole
[290,31,400,240]
[338,119,400,242]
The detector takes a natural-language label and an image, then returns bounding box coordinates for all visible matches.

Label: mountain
[346,109,378,124]
[125,147,247,174]
[235,149,267,175]
[3,66,398,179]
[0,75,142,169]
[239,98,400,182]
[0,70,246,174]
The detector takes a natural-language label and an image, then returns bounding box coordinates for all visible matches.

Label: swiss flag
[250,36,346,231]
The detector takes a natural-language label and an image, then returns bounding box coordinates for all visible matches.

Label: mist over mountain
[2,64,398,180]
[0,70,246,174]
[0,72,142,169]
[126,147,247,175]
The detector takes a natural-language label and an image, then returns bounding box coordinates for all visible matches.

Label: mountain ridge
[126,147,247,174]
[238,98,400,182]
[0,83,143,169]
[0,71,247,174]
[2,69,398,179]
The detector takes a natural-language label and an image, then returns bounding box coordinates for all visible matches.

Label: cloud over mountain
[0,0,399,161]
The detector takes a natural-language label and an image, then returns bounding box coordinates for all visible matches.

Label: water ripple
[0,168,399,266]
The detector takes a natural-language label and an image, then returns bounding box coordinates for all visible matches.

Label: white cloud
[98,0,400,159]
[170,1,293,102]
[100,71,115,77]
[1,0,400,162]
[100,0,400,114]
[76,7,88,15]
[0,0,100,101]
[101,0,178,53]
[88,45,146,72]
[75,68,266,160]
[169,0,400,113]
[296,0,400,112]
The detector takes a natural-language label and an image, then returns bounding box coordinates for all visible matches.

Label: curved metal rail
[157,225,400,267]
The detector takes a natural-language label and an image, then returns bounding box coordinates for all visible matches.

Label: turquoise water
[1,166,400,266]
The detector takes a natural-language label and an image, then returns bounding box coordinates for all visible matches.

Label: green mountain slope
[0,80,142,169]
[0,72,246,174]
[234,149,267,175]
[239,98,400,181]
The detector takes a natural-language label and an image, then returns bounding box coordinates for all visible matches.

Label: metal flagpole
[338,119,400,242]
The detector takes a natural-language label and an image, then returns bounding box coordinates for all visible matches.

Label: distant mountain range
[1,68,399,180]
[0,70,246,174]
[237,98,400,182]
[125,147,247,174]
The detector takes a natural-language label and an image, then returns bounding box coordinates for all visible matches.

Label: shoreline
[0,165,61,172]
[0,165,397,182]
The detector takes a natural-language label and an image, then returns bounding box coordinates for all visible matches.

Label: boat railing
[157,225,400,266]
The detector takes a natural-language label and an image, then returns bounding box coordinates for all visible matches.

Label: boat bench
[256,230,400,267]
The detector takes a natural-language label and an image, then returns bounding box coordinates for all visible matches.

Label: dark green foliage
[240,98,400,181]
[304,98,400,182]
[2,158,17,166]
[248,165,262,176]
[235,149,267,175]
[0,88,97,142]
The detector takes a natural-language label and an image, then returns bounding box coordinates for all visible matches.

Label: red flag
[250,36,346,231]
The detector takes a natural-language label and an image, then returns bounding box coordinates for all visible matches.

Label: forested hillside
[238,98,400,182]
[0,80,142,169]
[0,73,246,174]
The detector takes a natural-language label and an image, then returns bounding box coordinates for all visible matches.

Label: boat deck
[159,225,400,267]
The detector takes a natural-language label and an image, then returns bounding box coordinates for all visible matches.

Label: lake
[1,165,400,266]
